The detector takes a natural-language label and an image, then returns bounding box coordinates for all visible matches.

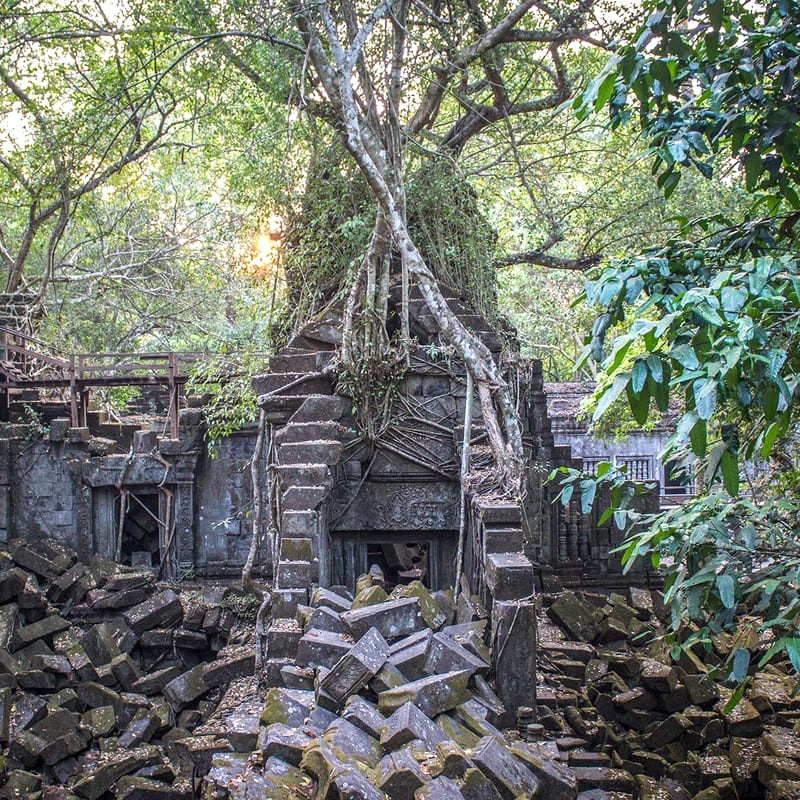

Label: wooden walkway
[0,327,210,438]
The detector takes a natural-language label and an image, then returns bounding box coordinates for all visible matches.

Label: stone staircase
[253,310,354,683]
[7,401,145,452]
[253,292,529,684]
[389,283,504,355]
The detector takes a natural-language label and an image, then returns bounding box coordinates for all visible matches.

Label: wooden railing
[0,327,219,438]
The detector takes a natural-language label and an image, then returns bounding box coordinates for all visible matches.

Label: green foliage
[187,349,271,456]
[106,386,142,415]
[577,0,800,206]
[488,42,747,378]
[282,139,374,322]
[220,590,261,622]
[583,362,667,441]
[337,345,408,444]
[283,148,501,325]
[496,266,590,378]
[576,0,800,681]
[548,462,643,528]
[407,160,498,320]
[624,492,800,682]
[581,248,800,489]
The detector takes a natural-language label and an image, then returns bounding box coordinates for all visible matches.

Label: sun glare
[242,215,285,280]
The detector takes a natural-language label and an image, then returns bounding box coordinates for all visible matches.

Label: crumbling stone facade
[252,284,567,713]
[0,413,265,579]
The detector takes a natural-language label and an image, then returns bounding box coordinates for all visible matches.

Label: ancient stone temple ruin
[6,289,800,800]
[0,279,656,708]
[248,277,662,714]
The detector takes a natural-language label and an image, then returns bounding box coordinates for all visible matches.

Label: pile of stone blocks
[205,570,581,800]
[0,537,254,800]
[537,588,800,800]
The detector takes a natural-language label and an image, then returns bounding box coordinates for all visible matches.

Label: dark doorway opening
[333,530,457,594]
[116,491,162,568]
[365,541,429,590]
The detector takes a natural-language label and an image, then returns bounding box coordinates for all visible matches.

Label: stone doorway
[118,491,158,567]
[332,530,457,593]
[114,490,171,569]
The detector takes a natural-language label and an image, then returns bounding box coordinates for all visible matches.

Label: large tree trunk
[296,2,526,492]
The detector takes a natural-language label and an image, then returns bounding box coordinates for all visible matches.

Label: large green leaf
[689,417,707,456]
[627,382,651,425]
[593,372,630,422]
[720,450,740,496]
[744,152,763,192]
[693,378,717,420]
[786,639,800,674]
[631,359,648,393]
[717,573,736,609]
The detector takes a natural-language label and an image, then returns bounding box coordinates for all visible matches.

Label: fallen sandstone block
[380,700,448,751]
[0,567,28,603]
[123,590,183,635]
[260,688,315,728]
[425,631,489,676]
[547,591,601,643]
[512,744,578,800]
[119,708,161,748]
[302,739,385,800]
[202,645,255,688]
[296,629,354,669]
[311,587,352,613]
[378,669,472,717]
[319,627,390,702]
[12,613,70,649]
[392,580,447,631]
[377,748,429,800]
[342,695,386,740]
[341,597,424,640]
[459,766,504,800]
[162,665,209,711]
[258,722,314,766]
[322,717,383,769]
[415,775,465,799]
[437,740,474,779]
[72,744,163,800]
[223,700,262,753]
[131,666,183,696]
[471,736,539,800]
[115,776,194,800]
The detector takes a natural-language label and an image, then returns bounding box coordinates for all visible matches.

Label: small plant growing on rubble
[221,591,261,622]
[19,404,48,440]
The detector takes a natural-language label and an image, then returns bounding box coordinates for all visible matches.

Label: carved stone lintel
[331,481,459,531]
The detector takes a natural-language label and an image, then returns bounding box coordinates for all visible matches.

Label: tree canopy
[6,0,795,658]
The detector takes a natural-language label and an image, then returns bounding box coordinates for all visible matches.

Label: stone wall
[0,412,268,578]
[195,426,263,576]
[3,433,87,552]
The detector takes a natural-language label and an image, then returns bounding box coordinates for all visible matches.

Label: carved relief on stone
[332,482,459,531]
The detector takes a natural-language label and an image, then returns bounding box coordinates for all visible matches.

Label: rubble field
[535,587,800,800]
[2,537,800,800]
[0,537,254,800]
[211,571,800,800]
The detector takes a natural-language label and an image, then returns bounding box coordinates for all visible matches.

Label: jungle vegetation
[3,0,798,675]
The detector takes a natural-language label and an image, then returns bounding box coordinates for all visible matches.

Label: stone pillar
[491,599,537,728]
[174,482,194,577]
[75,483,92,561]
